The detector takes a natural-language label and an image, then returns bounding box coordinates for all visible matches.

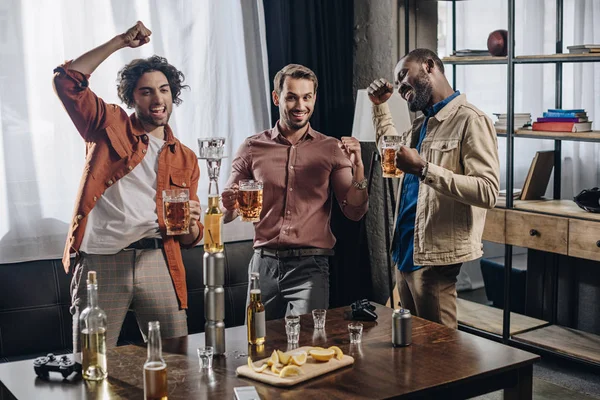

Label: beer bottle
[247,273,266,345]
[204,193,224,252]
[79,271,108,381]
[144,321,168,400]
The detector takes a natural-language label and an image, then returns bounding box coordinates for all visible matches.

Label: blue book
[543,111,587,118]
[547,108,585,113]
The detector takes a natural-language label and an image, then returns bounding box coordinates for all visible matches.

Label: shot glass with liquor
[238,180,263,222]
[162,188,191,235]
[380,135,404,178]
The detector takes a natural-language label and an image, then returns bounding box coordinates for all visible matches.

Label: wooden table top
[0,304,539,399]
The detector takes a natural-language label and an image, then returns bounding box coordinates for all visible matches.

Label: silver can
[392,308,412,347]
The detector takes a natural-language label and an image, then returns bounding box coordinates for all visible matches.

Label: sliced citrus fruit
[290,351,307,366]
[277,349,291,365]
[247,357,268,373]
[309,348,335,362]
[271,362,283,375]
[279,365,302,378]
[266,350,279,367]
[328,346,343,360]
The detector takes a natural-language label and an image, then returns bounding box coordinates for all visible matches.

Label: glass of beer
[162,189,191,235]
[238,180,263,222]
[381,136,404,178]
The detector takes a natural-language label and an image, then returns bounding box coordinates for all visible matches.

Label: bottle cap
[87,271,97,285]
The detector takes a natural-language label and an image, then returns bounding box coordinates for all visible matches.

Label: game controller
[351,299,378,321]
[33,353,81,379]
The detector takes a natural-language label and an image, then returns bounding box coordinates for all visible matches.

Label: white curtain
[439,0,600,197]
[0,0,269,263]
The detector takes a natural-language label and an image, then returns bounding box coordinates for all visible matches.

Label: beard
[407,71,433,112]
[136,108,171,129]
[282,110,312,130]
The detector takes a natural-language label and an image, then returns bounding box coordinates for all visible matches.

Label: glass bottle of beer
[204,168,224,253]
[144,321,168,400]
[247,273,266,345]
[79,271,108,381]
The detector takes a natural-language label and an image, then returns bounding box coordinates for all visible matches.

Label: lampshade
[351,89,412,142]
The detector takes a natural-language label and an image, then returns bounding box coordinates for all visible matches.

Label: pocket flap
[170,170,191,188]
[430,139,459,152]
[105,126,129,158]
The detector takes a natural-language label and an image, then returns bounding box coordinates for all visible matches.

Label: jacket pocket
[169,167,193,189]
[105,126,129,159]
[428,139,460,171]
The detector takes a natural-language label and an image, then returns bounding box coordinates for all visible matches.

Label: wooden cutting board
[236,346,354,387]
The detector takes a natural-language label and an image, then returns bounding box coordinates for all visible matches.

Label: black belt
[255,247,334,259]
[125,238,163,250]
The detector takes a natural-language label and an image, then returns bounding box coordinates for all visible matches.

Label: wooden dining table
[0,303,539,399]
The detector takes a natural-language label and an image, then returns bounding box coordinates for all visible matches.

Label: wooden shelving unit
[512,200,600,222]
[441,55,507,65]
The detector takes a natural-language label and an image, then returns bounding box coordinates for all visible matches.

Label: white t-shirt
[80,134,165,254]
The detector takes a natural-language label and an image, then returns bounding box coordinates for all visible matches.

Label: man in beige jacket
[368,48,499,329]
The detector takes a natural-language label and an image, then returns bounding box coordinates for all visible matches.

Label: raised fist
[122,21,152,48]
[367,78,394,105]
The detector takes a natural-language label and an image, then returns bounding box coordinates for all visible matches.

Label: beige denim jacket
[373,94,500,265]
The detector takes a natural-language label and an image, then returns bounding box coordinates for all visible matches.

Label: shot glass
[285,315,300,344]
[197,346,214,369]
[312,309,327,330]
[162,188,190,235]
[348,322,363,344]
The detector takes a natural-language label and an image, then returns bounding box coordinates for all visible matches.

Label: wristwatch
[419,161,429,181]
[352,178,368,190]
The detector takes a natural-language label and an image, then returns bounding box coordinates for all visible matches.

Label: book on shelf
[532,121,592,132]
[493,112,532,130]
[567,44,600,54]
[543,111,587,118]
[521,151,554,201]
[499,188,522,199]
[452,49,491,57]
[536,117,588,123]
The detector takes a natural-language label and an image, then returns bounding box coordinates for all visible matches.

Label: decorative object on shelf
[567,44,600,54]
[521,150,554,200]
[533,109,592,132]
[574,187,600,213]
[452,49,490,57]
[493,113,531,130]
[499,188,522,200]
[487,29,508,56]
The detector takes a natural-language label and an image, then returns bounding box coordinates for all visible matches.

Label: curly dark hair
[117,55,189,108]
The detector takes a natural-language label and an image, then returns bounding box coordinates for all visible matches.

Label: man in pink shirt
[222,64,368,320]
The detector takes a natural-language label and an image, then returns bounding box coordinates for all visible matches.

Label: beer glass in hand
[238,180,263,222]
[162,189,191,235]
[381,136,404,178]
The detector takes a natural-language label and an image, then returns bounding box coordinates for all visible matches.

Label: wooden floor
[457,298,549,336]
[514,325,600,365]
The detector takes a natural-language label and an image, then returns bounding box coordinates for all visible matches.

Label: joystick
[33,353,81,379]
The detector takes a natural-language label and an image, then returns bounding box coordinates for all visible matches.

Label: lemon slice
[279,365,302,378]
[290,351,307,366]
[271,362,283,375]
[266,350,279,367]
[309,348,335,362]
[328,346,344,360]
[247,357,268,373]
[277,349,291,365]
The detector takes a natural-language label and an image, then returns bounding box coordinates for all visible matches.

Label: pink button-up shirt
[226,123,368,249]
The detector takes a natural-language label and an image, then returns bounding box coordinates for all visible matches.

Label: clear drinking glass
[348,322,363,344]
[380,136,404,178]
[197,137,225,159]
[238,180,263,222]
[162,188,190,235]
[285,315,300,344]
[312,309,327,329]
[197,346,214,369]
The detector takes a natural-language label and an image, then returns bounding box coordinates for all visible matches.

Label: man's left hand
[188,200,201,229]
[339,136,363,167]
[396,146,426,176]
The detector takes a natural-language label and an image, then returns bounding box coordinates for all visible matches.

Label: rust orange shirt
[53,61,203,308]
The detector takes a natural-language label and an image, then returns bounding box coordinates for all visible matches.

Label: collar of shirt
[269,120,317,143]
[130,113,178,150]
[423,90,461,118]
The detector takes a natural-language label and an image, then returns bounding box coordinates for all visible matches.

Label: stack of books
[493,113,532,130]
[532,109,592,132]
[499,188,522,200]
[452,49,491,57]
[567,44,600,54]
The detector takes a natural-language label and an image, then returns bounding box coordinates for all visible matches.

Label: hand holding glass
[163,189,190,235]
[381,136,404,178]
[238,180,263,222]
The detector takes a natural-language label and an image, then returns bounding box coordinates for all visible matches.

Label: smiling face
[394,58,433,112]
[133,71,173,131]
[273,77,316,132]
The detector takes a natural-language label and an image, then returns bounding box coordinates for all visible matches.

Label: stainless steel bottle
[392,308,412,347]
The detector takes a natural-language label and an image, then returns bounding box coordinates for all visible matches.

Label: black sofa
[0,240,253,363]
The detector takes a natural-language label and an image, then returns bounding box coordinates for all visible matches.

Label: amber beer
[163,189,190,235]
[144,365,168,400]
[382,147,403,178]
[238,180,263,222]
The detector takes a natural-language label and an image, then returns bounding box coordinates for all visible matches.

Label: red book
[531,121,592,132]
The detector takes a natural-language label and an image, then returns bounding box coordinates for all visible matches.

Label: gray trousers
[246,252,330,320]
[71,249,188,351]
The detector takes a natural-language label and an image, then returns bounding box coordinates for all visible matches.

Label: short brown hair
[273,64,318,96]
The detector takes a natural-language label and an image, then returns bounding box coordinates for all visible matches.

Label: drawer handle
[529,229,539,237]
[596,240,600,248]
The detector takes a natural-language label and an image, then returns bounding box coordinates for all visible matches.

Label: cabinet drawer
[568,219,600,261]
[482,208,505,243]
[506,211,568,254]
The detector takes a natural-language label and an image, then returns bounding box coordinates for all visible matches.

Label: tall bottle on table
[247,272,266,345]
[144,321,168,400]
[79,271,108,381]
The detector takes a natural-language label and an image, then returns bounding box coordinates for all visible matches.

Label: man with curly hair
[53,21,203,350]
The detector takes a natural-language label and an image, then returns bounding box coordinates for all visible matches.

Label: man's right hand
[221,184,239,211]
[121,21,152,48]
[367,78,394,105]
